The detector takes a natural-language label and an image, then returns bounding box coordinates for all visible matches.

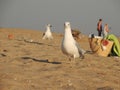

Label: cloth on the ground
[106,34,120,56]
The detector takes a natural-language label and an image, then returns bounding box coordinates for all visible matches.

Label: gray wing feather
[75,42,86,55]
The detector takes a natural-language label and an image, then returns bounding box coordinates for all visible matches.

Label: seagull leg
[81,54,85,59]
[68,56,74,68]
[70,55,76,68]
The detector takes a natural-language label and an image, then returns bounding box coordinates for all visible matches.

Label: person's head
[105,24,108,27]
[99,19,102,21]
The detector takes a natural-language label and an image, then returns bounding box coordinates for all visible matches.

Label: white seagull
[61,22,86,60]
[42,24,53,40]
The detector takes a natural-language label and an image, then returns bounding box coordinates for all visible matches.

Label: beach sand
[0,28,120,90]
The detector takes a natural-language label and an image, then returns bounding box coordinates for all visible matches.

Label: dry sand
[0,28,120,90]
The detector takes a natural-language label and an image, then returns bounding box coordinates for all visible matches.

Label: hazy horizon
[0,0,120,36]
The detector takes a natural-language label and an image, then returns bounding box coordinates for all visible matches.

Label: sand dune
[0,28,120,90]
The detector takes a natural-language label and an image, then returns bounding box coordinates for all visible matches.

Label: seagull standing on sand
[42,24,53,40]
[61,22,86,60]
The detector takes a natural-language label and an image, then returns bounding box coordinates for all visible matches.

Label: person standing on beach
[97,19,103,36]
[103,24,109,38]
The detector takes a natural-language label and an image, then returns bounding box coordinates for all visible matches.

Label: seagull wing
[75,42,86,55]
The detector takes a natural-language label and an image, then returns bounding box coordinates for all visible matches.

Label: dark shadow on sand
[0,53,7,57]
[21,57,62,64]
[21,39,58,47]
[86,50,94,54]
[24,40,45,45]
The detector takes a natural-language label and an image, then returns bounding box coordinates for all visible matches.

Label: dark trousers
[98,30,102,36]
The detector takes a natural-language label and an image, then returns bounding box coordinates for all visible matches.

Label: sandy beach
[0,28,120,90]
